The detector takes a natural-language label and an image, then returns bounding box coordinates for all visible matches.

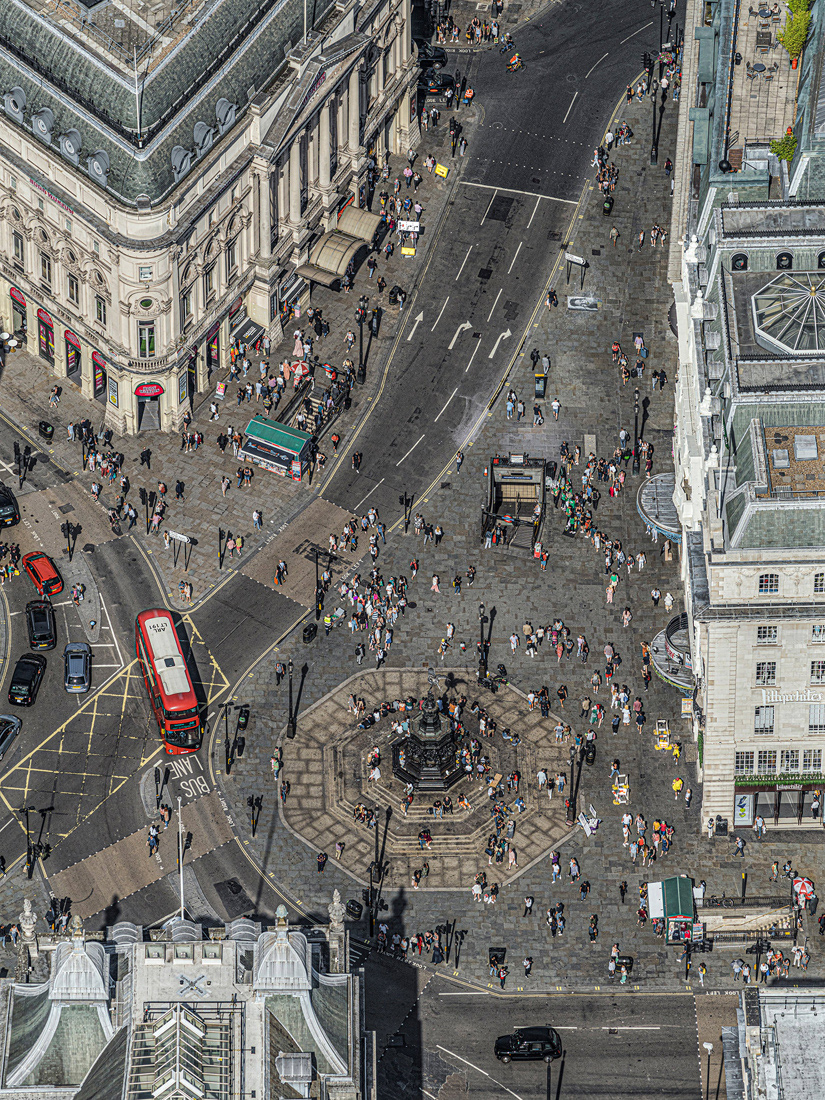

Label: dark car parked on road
[8,654,47,707]
[495,1027,563,1064]
[0,484,19,527]
[417,42,447,69]
[418,71,455,102]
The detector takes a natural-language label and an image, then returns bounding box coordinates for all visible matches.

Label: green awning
[243,415,312,454]
[663,875,694,920]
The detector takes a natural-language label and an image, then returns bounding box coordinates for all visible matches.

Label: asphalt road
[372,968,701,1100]
[321,0,666,524]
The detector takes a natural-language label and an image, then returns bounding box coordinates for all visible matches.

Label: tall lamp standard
[478,603,488,680]
[632,387,641,475]
[702,1043,713,1100]
[287,658,296,739]
[356,296,368,384]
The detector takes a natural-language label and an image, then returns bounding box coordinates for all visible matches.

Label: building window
[180,289,192,328]
[95,296,107,326]
[814,625,825,643]
[776,252,793,270]
[138,322,156,358]
[9,174,16,190]
[67,274,79,305]
[731,253,748,271]
[65,218,72,234]
[756,625,778,643]
[757,749,777,774]
[40,252,51,284]
[810,704,825,733]
[226,238,237,277]
[804,748,822,771]
[758,573,779,594]
[816,573,825,593]
[754,706,775,734]
[12,231,24,268]
[93,240,100,254]
[735,751,754,775]
[37,196,44,212]
[812,661,825,684]
[203,265,215,301]
[780,749,799,773]
[755,662,776,685]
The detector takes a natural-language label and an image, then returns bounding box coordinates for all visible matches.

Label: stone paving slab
[47,791,235,918]
[241,496,365,607]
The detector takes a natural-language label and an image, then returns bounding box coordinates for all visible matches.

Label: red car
[22,552,64,596]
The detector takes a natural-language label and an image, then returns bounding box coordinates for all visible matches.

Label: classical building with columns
[0,0,418,433]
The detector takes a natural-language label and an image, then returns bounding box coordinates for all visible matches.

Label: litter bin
[585,742,597,766]
[489,947,506,965]
[715,815,729,837]
[534,372,546,399]
[616,955,633,973]
[603,196,614,216]
[303,622,317,644]
[346,900,363,920]
[38,420,54,441]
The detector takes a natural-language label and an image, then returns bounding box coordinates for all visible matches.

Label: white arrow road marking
[488,329,512,359]
[449,321,471,349]
[406,311,424,341]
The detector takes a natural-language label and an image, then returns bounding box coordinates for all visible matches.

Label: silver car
[63,642,91,693]
[0,715,21,759]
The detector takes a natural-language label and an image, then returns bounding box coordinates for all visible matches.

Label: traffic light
[449,117,457,135]
[139,486,147,505]
[355,307,365,324]
[370,309,380,336]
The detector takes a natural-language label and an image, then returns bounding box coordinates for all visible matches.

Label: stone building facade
[0,0,418,433]
[669,0,825,829]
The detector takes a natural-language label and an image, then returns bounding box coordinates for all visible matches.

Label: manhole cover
[478,268,492,280]
[441,482,451,489]
[548,231,561,241]
[58,503,75,514]
[592,249,601,256]
[473,331,481,338]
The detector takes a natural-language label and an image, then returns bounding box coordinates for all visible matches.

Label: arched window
[776,252,793,270]
[818,252,825,269]
[731,253,748,271]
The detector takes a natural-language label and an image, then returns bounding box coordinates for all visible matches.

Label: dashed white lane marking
[563,90,579,124]
[585,52,609,79]
[396,434,425,467]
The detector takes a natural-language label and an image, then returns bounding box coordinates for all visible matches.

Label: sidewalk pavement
[0,109,479,606]
[203,89,825,993]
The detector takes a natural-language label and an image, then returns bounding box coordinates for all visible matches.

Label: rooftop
[756,990,825,1100]
[726,6,797,161]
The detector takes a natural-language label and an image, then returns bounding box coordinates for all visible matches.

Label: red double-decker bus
[135,609,201,754]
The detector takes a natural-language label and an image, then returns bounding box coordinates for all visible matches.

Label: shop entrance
[206,324,220,380]
[65,331,81,382]
[137,396,161,431]
[37,308,54,365]
[10,287,26,342]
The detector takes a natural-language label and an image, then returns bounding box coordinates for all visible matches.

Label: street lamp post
[356,297,367,384]
[21,804,35,879]
[478,603,488,680]
[632,387,640,475]
[287,658,296,739]
[650,79,659,165]
[315,548,322,621]
[702,1042,714,1100]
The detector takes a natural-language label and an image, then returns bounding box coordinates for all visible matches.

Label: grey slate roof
[73,1025,128,1100]
[0,0,337,205]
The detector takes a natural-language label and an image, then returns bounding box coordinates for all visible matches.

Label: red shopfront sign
[37,307,53,327]
[10,287,26,308]
[135,382,164,398]
[64,329,81,350]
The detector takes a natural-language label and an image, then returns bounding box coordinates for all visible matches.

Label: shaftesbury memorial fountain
[391,670,463,792]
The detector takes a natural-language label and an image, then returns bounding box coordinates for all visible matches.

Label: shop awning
[294,264,342,288]
[307,231,367,278]
[337,205,383,242]
[233,317,266,347]
[649,876,694,920]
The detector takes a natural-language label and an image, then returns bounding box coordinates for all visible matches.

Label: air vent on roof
[87,149,110,186]
[3,86,25,124]
[171,145,192,182]
[111,921,141,944]
[215,98,237,135]
[32,108,54,145]
[193,121,215,158]
[59,128,82,165]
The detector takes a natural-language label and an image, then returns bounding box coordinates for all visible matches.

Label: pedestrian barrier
[704,894,791,909]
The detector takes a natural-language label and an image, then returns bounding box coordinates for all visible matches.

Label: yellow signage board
[435,163,449,178]
[401,246,417,256]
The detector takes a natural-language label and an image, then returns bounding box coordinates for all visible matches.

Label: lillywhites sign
[761,688,823,704]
